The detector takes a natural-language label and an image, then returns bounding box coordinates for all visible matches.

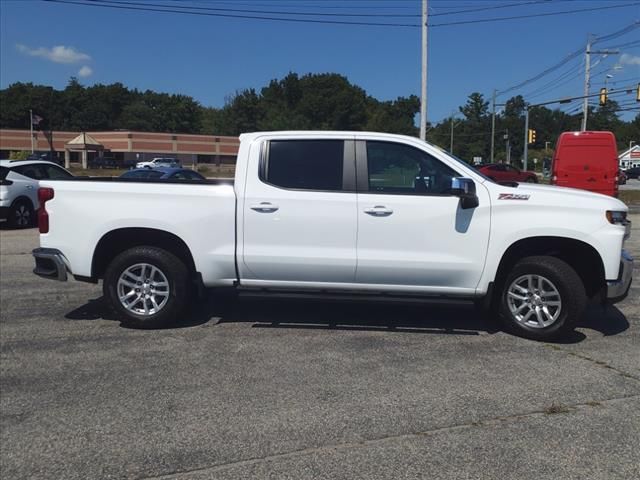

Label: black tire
[526,176,538,183]
[8,199,34,228]
[498,256,586,341]
[103,246,189,328]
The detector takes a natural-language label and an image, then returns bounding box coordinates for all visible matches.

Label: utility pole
[490,89,496,162]
[523,105,529,170]
[419,0,428,140]
[581,34,619,131]
[581,35,592,131]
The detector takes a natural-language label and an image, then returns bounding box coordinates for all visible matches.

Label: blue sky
[1,0,639,123]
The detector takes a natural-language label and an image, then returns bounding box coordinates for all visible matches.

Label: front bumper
[606,250,633,304]
[32,248,68,281]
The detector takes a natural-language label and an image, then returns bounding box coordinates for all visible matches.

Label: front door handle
[364,205,393,217]
[250,202,279,213]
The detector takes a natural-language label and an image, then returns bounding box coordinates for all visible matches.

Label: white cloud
[78,65,93,78]
[16,44,91,64]
[620,53,640,66]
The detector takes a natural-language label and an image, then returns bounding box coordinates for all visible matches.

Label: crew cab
[32,131,633,341]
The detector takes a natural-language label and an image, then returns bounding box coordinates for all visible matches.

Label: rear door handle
[250,202,279,213]
[364,205,393,217]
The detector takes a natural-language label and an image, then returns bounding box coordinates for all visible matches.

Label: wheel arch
[11,195,34,208]
[494,236,605,299]
[92,227,197,280]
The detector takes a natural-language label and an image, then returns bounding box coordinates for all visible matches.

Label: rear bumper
[32,248,68,281]
[0,206,9,220]
[606,250,633,304]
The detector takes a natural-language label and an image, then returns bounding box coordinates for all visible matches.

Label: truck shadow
[64,295,629,342]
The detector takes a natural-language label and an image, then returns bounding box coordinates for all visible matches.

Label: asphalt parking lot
[620,178,640,191]
[1,220,639,480]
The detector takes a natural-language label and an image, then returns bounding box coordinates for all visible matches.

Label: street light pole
[29,109,34,154]
[419,0,428,140]
[450,116,454,154]
[523,105,529,171]
[490,89,496,162]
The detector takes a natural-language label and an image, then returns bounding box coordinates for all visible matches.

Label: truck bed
[39,176,238,286]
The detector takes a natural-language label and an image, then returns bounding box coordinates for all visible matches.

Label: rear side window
[12,164,46,180]
[264,140,344,191]
[41,164,73,179]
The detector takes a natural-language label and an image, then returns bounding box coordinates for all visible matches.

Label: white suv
[135,157,180,169]
[0,160,73,228]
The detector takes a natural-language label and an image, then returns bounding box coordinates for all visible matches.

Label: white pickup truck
[32,131,633,340]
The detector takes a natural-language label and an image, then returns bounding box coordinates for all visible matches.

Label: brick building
[0,129,240,168]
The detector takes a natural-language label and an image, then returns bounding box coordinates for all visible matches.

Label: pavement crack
[544,343,640,382]
[138,394,640,480]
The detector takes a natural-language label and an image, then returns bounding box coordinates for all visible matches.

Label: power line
[43,0,640,29]
[521,58,585,100]
[43,0,421,27]
[498,49,583,96]
[85,0,421,18]
[429,0,557,17]
[430,2,640,27]
[498,21,640,96]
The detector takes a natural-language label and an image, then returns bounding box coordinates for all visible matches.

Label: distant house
[619,145,640,170]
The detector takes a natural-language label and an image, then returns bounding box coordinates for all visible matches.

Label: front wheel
[103,246,189,328]
[526,176,538,183]
[499,256,586,341]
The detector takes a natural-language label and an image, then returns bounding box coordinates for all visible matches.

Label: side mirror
[451,177,479,209]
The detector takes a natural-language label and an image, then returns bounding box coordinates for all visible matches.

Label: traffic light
[527,129,536,144]
[599,87,608,106]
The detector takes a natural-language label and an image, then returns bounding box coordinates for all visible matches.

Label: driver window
[366,141,459,195]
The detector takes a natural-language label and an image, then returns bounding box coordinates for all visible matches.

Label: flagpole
[30,109,34,153]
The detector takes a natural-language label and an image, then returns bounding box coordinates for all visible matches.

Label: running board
[236,288,478,305]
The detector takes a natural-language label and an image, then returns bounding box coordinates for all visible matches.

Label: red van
[550,131,619,197]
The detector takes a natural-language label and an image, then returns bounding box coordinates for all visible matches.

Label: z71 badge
[498,193,530,200]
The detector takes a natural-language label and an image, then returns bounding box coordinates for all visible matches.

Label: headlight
[606,210,627,225]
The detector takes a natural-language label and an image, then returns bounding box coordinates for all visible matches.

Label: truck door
[354,140,491,294]
[240,138,358,284]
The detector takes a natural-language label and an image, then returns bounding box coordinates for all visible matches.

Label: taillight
[37,187,54,234]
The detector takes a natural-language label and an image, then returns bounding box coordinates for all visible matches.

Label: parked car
[88,156,118,169]
[624,166,640,180]
[550,131,618,196]
[32,131,632,341]
[120,167,205,181]
[135,157,180,169]
[477,163,538,183]
[0,159,73,227]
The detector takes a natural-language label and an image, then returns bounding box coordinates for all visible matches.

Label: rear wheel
[499,256,586,341]
[103,246,189,328]
[9,199,34,228]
